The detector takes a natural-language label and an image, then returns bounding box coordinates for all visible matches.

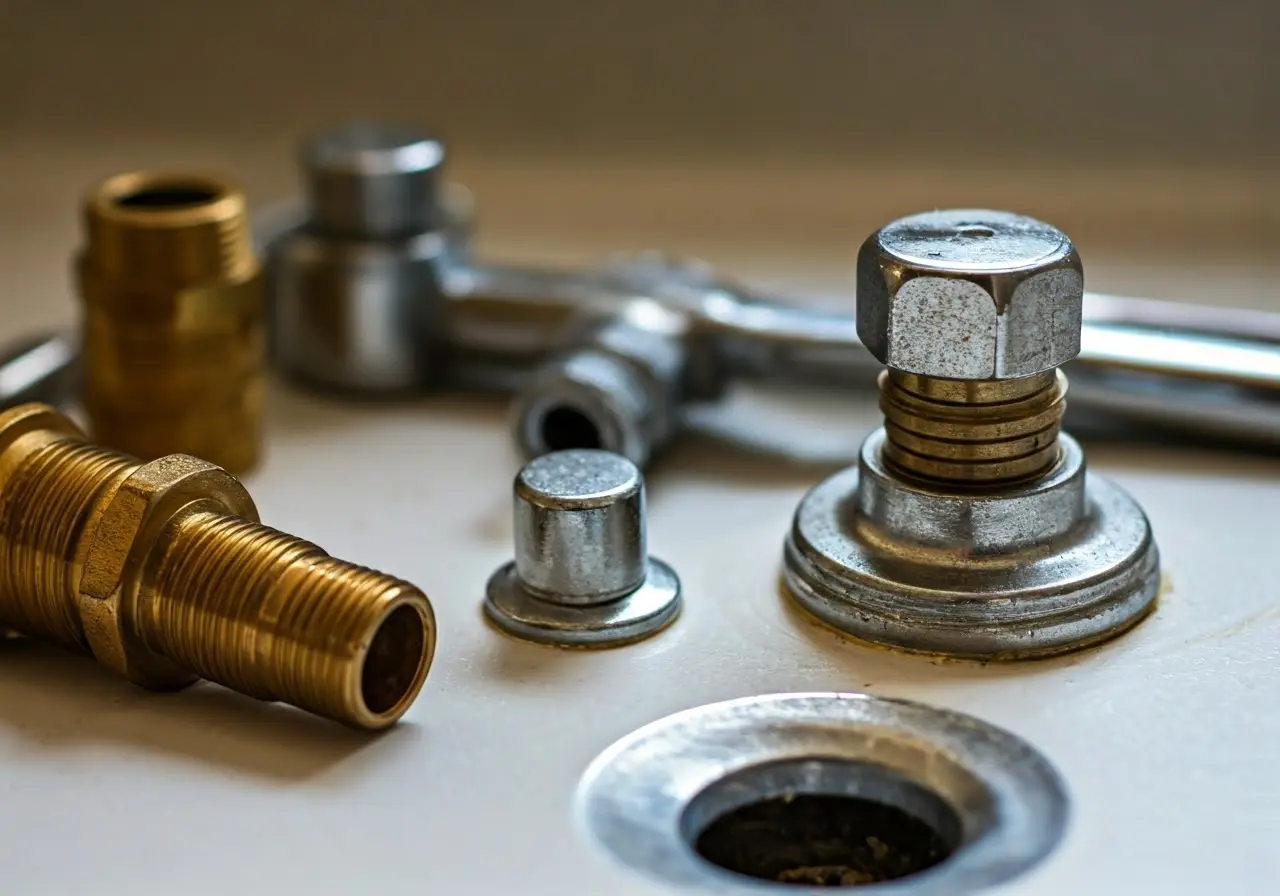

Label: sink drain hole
[683,759,961,887]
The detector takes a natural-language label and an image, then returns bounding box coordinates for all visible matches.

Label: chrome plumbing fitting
[9,122,1280,463]
[484,448,681,647]
[268,122,456,393]
[783,210,1161,659]
[252,121,1280,467]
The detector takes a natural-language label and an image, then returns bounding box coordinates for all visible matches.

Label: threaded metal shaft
[0,431,133,648]
[0,404,433,729]
[879,369,1067,486]
[143,512,429,726]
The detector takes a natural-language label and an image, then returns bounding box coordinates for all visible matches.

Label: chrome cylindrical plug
[269,122,451,393]
[485,449,681,648]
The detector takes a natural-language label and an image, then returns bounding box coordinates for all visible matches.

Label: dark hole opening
[687,760,961,888]
[540,405,602,451]
[695,794,954,887]
[114,184,222,210]
[361,605,426,715]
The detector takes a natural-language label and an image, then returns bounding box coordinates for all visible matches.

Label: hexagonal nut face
[857,209,1084,379]
[77,454,258,689]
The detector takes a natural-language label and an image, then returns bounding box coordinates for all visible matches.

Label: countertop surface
[0,141,1276,895]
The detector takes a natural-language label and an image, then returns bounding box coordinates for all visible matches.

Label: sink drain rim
[575,692,1068,894]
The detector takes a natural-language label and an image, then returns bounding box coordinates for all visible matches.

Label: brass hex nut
[77,454,259,689]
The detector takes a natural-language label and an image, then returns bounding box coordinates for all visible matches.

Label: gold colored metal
[0,404,434,730]
[76,171,264,474]
[879,369,1067,486]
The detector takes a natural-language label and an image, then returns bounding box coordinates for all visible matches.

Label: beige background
[1,0,1276,339]
[0,6,1278,895]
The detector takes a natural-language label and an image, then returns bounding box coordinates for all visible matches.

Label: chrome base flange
[484,558,681,648]
[783,431,1159,659]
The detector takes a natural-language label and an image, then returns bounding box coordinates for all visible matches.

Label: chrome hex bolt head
[783,209,1159,660]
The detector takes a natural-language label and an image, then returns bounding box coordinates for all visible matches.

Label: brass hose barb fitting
[0,404,435,729]
[76,171,265,474]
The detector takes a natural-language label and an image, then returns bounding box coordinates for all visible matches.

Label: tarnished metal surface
[857,209,1083,380]
[782,210,1160,658]
[577,693,1068,894]
[784,434,1160,658]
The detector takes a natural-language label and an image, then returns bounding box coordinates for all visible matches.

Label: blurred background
[1,0,1275,337]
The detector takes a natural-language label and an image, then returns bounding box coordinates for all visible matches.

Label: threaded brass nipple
[879,369,1067,486]
[0,403,434,730]
[76,171,264,474]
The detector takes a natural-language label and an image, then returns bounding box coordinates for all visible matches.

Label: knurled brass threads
[77,171,264,474]
[0,403,434,730]
[878,370,1068,486]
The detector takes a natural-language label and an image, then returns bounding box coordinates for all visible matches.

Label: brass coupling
[0,404,435,730]
[76,171,264,474]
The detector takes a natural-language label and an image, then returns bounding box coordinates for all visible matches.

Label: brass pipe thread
[0,404,434,730]
[879,369,1068,486]
[76,171,264,474]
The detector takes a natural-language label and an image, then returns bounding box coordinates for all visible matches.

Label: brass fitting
[76,171,264,474]
[0,403,435,730]
[878,369,1068,486]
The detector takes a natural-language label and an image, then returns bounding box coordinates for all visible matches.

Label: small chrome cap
[514,449,647,603]
[485,449,681,647]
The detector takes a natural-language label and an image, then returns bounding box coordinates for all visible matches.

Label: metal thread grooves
[0,404,435,729]
[142,511,432,727]
[77,171,264,473]
[0,432,133,647]
[81,173,255,285]
[879,369,1067,486]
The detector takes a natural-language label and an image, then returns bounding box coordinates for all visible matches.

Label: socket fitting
[77,171,265,474]
[783,210,1159,659]
[0,403,435,729]
[512,303,693,469]
[484,449,681,647]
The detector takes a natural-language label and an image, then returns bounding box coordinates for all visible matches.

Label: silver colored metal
[510,299,704,467]
[484,449,680,647]
[0,332,79,410]
[857,209,1083,380]
[301,122,445,239]
[576,692,1068,894]
[269,122,453,393]
[785,433,1160,658]
[261,123,1280,459]
[782,209,1161,659]
[270,232,447,393]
